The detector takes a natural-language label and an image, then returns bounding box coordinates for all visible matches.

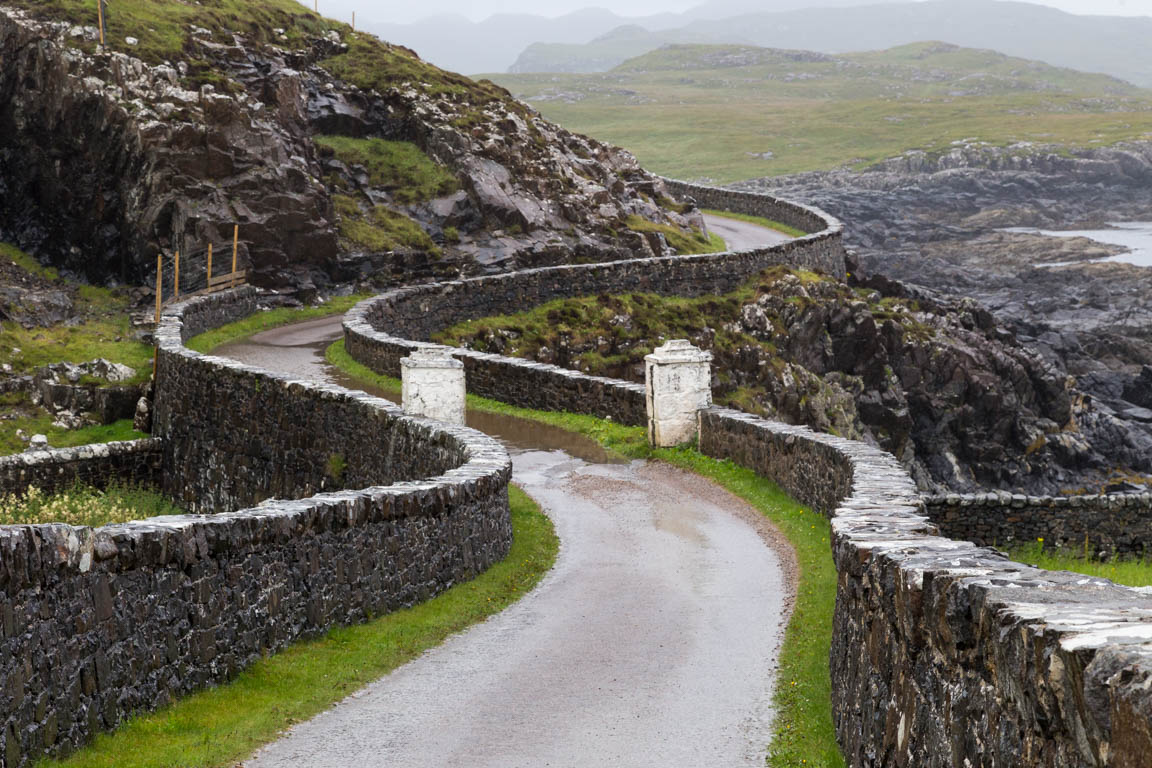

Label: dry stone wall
[345,180,1152,767]
[0,289,513,768]
[345,182,846,423]
[0,439,162,497]
[925,492,1152,558]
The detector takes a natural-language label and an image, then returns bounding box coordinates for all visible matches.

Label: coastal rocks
[734,140,1152,473]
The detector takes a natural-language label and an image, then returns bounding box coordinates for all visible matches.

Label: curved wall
[925,492,1152,558]
[345,181,1152,767]
[0,289,513,768]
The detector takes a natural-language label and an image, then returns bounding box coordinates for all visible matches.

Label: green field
[1011,542,1152,588]
[489,42,1152,183]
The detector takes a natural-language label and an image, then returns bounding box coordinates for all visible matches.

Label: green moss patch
[314,136,457,203]
[625,214,725,255]
[333,195,441,255]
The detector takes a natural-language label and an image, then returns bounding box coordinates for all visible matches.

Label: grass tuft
[625,214,725,255]
[314,136,458,203]
[0,483,180,527]
[332,195,441,255]
[1010,541,1152,588]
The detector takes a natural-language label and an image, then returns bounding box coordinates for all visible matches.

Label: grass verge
[39,485,557,768]
[0,415,142,457]
[1010,541,1152,588]
[703,209,808,239]
[184,294,371,353]
[326,338,843,767]
[625,215,726,255]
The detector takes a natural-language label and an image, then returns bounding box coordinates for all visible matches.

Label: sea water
[1005,222,1152,268]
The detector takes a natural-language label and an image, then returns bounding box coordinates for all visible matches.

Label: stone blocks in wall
[0,439,163,497]
[401,347,466,425]
[0,288,515,768]
[645,340,711,447]
[924,492,1152,558]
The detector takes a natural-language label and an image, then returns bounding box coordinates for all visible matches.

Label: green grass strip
[1010,541,1152,588]
[40,486,556,768]
[326,338,843,766]
[703,208,808,239]
[184,294,372,353]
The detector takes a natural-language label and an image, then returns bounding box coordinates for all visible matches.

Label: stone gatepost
[645,339,712,447]
[400,347,466,425]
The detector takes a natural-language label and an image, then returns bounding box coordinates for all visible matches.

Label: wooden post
[154,254,163,322]
[352,11,355,30]
[206,242,213,291]
[314,0,318,12]
[96,0,105,47]
[174,251,180,298]
[153,253,162,378]
[232,225,239,287]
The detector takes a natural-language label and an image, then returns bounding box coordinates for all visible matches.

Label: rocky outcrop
[0,6,694,294]
[437,266,1151,493]
[735,141,1152,479]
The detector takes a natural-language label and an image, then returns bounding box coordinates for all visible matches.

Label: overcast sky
[332,0,1151,25]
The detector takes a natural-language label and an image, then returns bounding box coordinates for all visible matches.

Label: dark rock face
[734,141,1152,483]
[0,8,695,294]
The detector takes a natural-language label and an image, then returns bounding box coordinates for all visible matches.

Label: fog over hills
[363,0,918,76]
[366,0,1152,89]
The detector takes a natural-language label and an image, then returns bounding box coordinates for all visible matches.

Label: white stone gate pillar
[401,347,466,425]
[645,339,712,448]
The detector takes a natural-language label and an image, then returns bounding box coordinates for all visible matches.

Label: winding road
[222,216,796,767]
[702,212,792,251]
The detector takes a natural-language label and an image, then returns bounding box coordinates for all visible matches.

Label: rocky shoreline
[734,141,1152,486]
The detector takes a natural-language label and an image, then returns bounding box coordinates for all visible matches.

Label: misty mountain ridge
[512,1,1152,87]
[374,0,1152,89]
[364,0,920,76]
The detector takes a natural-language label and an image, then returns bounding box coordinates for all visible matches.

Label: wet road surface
[220,226,795,766]
[702,212,792,251]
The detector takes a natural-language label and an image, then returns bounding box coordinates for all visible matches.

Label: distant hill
[510,24,741,74]
[363,0,919,75]
[360,9,687,76]
[489,41,1152,182]
[508,0,1152,88]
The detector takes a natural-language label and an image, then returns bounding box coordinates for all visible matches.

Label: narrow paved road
[702,212,792,251]
[222,216,795,767]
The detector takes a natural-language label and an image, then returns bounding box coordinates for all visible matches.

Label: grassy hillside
[4,0,510,102]
[490,42,1152,182]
